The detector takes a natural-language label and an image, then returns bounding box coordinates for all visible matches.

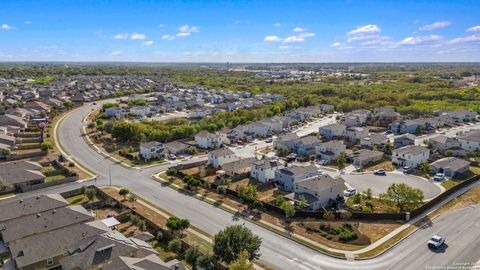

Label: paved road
[53,103,480,270]
[342,172,443,199]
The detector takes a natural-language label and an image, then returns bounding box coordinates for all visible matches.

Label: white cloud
[130,33,146,40]
[331,42,343,48]
[24,21,31,24]
[264,35,282,42]
[0,24,14,30]
[176,32,190,37]
[298,32,315,38]
[142,40,154,46]
[418,21,450,32]
[400,35,443,45]
[178,25,199,33]
[283,36,304,43]
[110,51,123,56]
[114,33,129,39]
[158,24,165,28]
[466,26,480,32]
[162,34,175,40]
[273,23,281,27]
[293,27,305,32]
[449,34,480,44]
[347,24,381,35]
[331,42,352,50]
[347,34,379,42]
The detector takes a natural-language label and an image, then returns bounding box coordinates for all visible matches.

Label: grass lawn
[152,240,178,262]
[346,197,399,213]
[44,174,67,182]
[66,194,98,205]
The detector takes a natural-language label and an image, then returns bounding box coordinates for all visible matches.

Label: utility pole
[109,165,112,186]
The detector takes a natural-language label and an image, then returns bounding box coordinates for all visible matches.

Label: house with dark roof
[428,135,462,155]
[458,130,480,152]
[274,165,320,192]
[393,133,416,149]
[392,145,430,168]
[351,149,384,167]
[164,141,191,155]
[250,158,284,183]
[430,157,471,178]
[0,194,68,223]
[103,254,186,270]
[0,161,46,192]
[221,157,257,177]
[360,133,388,149]
[293,136,322,157]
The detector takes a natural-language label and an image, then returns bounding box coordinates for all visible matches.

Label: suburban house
[319,124,346,140]
[208,148,238,168]
[346,126,369,142]
[393,133,416,149]
[195,131,224,149]
[458,130,480,152]
[164,141,190,155]
[374,107,400,126]
[274,133,300,152]
[390,120,419,134]
[222,157,257,177]
[293,136,322,157]
[0,160,46,192]
[139,141,167,160]
[351,149,384,167]
[436,110,477,123]
[343,110,371,127]
[105,107,127,119]
[286,174,345,211]
[392,145,430,168]
[360,133,388,149]
[275,165,320,192]
[315,140,346,162]
[0,114,28,129]
[104,254,186,270]
[250,158,284,183]
[0,133,16,146]
[430,157,471,178]
[129,106,148,118]
[428,135,463,155]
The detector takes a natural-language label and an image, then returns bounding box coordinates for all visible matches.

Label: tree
[213,225,262,264]
[228,250,254,270]
[196,253,215,270]
[128,194,137,208]
[41,141,53,151]
[166,217,190,236]
[2,148,11,156]
[167,239,182,253]
[379,183,424,212]
[297,194,308,209]
[237,185,261,208]
[445,150,453,157]
[119,188,130,201]
[363,188,373,201]
[336,152,346,169]
[384,142,392,155]
[84,188,96,201]
[276,147,289,157]
[352,193,362,205]
[185,246,202,266]
[280,201,295,219]
[420,162,431,175]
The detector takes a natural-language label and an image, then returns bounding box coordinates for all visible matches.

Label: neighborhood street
[43,103,480,270]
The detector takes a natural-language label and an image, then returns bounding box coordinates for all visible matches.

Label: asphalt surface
[342,172,443,200]
[34,103,480,270]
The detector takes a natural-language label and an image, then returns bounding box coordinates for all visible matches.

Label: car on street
[403,166,413,173]
[317,159,328,165]
[433,173,445,181]
[343,188,357,197]
[439,131,446,134]
[266,138,273,143]
[374,169,386,175]
[427,234,445,249]
[168,154,176,160]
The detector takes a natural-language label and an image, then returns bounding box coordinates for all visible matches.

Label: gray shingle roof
[278,165,319,176]
[430,157,471,172]
[209,147,235,158]
[0,160,45,185]
[296,174,344,193]
[0,194,68,223]
[394,145,429,156]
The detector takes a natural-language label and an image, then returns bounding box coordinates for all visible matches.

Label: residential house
[250,158,284,183]
[286,174,344,211]
[392,145,430,168]
[360,133,388,149]
[351,149,384,167]
[319,124,346,140]
[0,133,16,146]
[346,126,369,142]
[315,140,346,162]
[343,110,371,127]
[394,133,416,149]
[428,135,463,155]
[105,107,127,119]
[274,133,300,152]
[24,101,52,113]
[189,107,211,118]
[208,148,238,168]
[104,254,186,270]
[374,107,400,126]
[436,110,477,123]
[0,114,28,129]
[0,161,46,192]
[164,141,190,155]
[390,120,419,134]
[458,130,480,152]
[294,136,322,157]
[222,157,257,177]
[275,165,320,192]
[0,194,68,223]
[430,157,471,178]
[195,131,223,149]
[139,141,167,160]
[129,106,148,118]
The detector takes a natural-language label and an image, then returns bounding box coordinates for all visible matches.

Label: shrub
[166,168,177,176]
[340,211,352,220]
[167,239,182,253]
[323,211,336,221]
[319,222,327,230]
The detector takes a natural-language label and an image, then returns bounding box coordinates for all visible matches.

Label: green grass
[41,165,57,174]
[44,174,67,182]
[152,240,178,262]
[65,194,97,205]
[27,76,55,85]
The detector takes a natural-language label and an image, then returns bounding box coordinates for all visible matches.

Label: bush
[185,246,202,265]
[323,211,336,221]
[167,239,182,253]
[40,141,53,151]
[340,211,352,220]
[166,168,177,176]
[319,222,326,230]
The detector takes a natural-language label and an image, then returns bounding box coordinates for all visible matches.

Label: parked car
[266,138,273,143]
[439,131,446,134]
[168,154,176,160]
[433,173,445,181]
[237,140,245,145]
[317,159,328,165]
[427,234,445,249]
[343,188,357,197]
[403,166,413,173]
[373,169,386,175]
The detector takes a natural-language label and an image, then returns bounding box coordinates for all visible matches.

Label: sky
[0,0,480,62]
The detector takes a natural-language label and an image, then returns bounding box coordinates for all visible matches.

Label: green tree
[445,150,453,157]
[384,142,392,155]
[128,194,137,208]
[420,162,431,175]
[213,225,262,264]
[297,194,308,209]
[185,246,202,266]
[379,183,424,212]
[40,141,53,151]
[2,148,11,156]
[196,254,215,270]
[119,188,130,201]
[280,201,295,219]
[167,239,182,253]
[84,188,96,201]
[336,152,346,169]
[166,217,190,236]
[352,193,362,204]
[228,250,254,270]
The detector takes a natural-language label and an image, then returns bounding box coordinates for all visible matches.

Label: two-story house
[275,165,320,192]
[392,145,430,168]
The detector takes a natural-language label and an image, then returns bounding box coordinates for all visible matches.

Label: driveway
[342,172,442,200]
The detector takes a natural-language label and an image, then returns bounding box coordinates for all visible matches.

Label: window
[47,258,54,266]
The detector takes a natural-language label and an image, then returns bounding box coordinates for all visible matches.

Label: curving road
[55,103,480,270]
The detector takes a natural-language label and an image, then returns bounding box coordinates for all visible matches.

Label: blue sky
[1,0,479,62]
